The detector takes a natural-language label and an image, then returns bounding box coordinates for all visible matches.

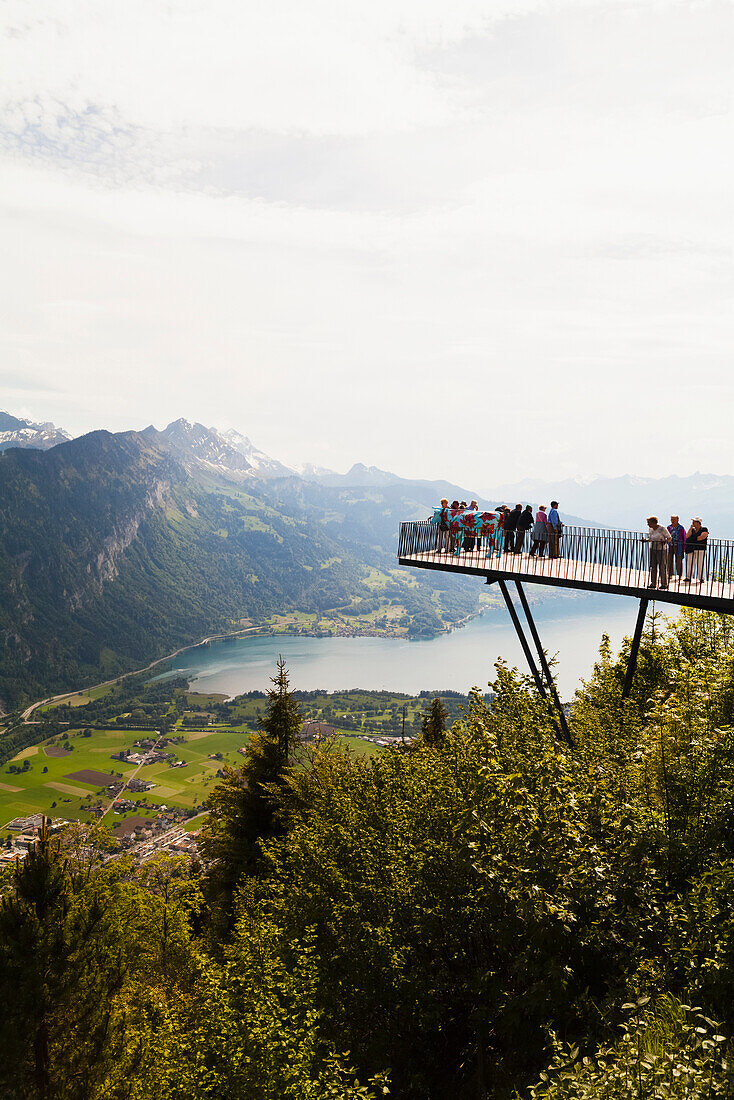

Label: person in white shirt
[645,516,672,590]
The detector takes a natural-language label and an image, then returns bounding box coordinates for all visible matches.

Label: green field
[0,725,250,834]
[0,723,380,835]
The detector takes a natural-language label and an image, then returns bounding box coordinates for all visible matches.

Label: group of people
[436,499,565,559]
[432,501,711,591]
[645,515,709,590]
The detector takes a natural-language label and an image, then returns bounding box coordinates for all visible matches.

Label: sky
[1,0,733,485]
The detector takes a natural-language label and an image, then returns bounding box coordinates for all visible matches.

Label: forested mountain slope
[0,430,477,710]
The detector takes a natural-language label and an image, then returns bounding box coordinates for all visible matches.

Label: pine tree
[0,821,127,1099]
[201,657,301,926]
[261,655,302,763]
[421,696,448,748]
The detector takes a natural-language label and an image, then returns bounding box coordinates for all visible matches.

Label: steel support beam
[622,597,649,700]
[514,580,573,747]
[497,578,549,703]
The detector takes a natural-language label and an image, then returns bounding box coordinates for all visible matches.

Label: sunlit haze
[2,0,733,484]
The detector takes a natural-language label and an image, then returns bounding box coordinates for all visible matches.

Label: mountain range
[7,411,731,533]
[0,415,479,711]
[1,409,731,711]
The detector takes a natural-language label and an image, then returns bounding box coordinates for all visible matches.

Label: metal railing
[398,521,734,603]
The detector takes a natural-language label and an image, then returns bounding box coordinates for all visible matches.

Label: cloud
[0,1,733,482]
[1,1,513,140]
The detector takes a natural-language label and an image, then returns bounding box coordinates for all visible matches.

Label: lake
[162,592,660,700]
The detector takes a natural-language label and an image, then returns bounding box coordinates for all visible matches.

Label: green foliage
[530,998,732,1099]
[0,821,385,1100]
[243,673,665,1095]
[666,861,734,1027]
[0,821,130,1099]
[4,608,734,1098]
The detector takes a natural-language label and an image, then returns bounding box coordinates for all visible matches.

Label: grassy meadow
[0,724,248,835]
[1,720,381,836]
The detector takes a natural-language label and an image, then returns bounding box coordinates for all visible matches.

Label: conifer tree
[262,655,303,763]
[421,696,448,748]
[201,657,301,926]
[0,821,127,1099]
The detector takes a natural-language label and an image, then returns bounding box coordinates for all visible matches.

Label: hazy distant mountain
[298,461,339,480]
[299,461,482,503]
[303,463,404,488]
[487,474,734,537]
[0,411,71,452]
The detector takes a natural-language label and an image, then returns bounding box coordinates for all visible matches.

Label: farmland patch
[64,769,120,787]
[15,746,39,760]
[45,781,92,798]
[113,815,155,837]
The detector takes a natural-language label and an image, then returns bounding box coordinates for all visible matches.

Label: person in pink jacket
[529,506,548,557]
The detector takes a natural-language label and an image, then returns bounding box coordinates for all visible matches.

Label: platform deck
[398,529,734,615]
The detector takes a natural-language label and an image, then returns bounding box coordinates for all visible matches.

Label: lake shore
[166,592,644,702]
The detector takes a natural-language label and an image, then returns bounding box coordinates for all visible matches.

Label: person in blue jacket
[667,514,685,582]
[547,501,562,559]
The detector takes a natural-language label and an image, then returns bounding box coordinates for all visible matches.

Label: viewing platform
[398,521,734,614]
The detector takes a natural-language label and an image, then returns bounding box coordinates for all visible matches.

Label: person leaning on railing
[682,517,708,585]
[645,516,672,590]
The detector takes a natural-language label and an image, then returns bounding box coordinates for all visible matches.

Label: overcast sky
[1,0,733,484]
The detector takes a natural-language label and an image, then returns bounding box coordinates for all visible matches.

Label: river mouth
[158,592,653,701]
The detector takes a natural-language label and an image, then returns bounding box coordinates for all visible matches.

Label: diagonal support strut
[513,580,573,747]
[622,597,649,700]
[497,578,571,747]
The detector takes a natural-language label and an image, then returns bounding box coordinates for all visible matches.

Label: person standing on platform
[683,517,708,584]
[547,501,562,559]
[449,500,460,554]
[462,501,478,553]
[437,497,450,553]
[667,514,685,582]
[469,500,482,552]
[504,504,521,553]
[645,516,671,590]
[529,506,548,557]
[515,504,533,554]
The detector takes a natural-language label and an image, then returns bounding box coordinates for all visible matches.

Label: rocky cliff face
[0,431,187,702]
[85,475,173,601]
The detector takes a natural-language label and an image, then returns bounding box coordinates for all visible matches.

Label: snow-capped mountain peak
[140,421,295,481]
[0,411,71,453]
[220,428,295,478]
